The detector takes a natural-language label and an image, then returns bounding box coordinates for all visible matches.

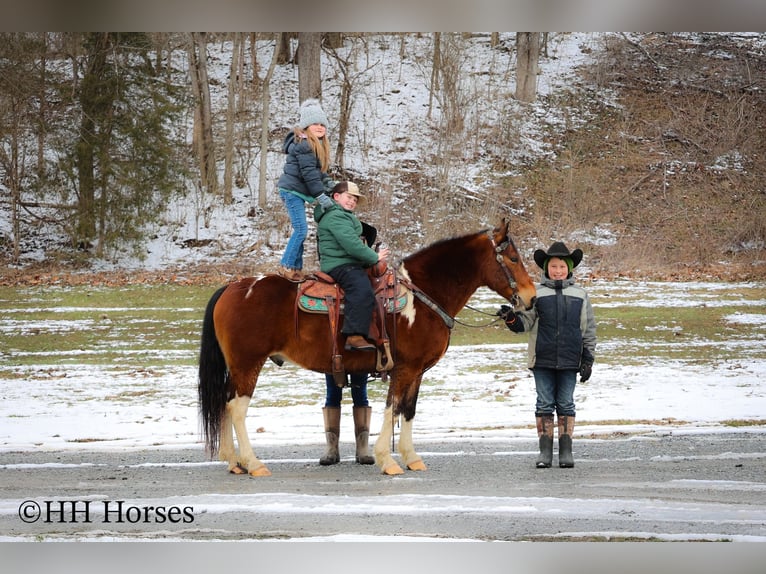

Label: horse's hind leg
[218,408,237,470]
[228,394,271,476]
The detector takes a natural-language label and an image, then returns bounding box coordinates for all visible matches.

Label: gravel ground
[2,431,765,542]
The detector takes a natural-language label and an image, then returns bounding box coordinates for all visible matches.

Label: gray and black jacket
[512,277,596,370]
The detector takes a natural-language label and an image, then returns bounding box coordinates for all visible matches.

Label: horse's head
[485,218,536,310]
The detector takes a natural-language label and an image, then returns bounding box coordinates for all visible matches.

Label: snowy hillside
[28,33,605,274]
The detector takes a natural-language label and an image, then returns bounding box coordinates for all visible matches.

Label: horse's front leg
[373,406,404,475]
[398,416,427,471]
[228,394,271,476]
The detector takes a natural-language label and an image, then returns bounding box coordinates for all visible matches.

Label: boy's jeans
[279,189,308,270]
[533,367,577,416]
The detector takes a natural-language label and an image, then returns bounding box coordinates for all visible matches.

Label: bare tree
[222,32,243,205]
[324,35,379,170]
[297,32,322,102]
[276,33,292,65]
[188,32,218,197]
[427,32,441,120]
[258,34,282,207]
[0,33,45,262]
[430,33,465,132]
[515,32,541,103]
[324,33,342,49]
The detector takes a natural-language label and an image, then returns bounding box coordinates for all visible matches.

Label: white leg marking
[228,394,260,471]
[398,416,417,465]
[219,408,235,466]
[373,405,399,471]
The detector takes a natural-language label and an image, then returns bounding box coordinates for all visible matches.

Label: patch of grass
[0,282,764,373]
[0,284,211,367]
[721,419,766,427]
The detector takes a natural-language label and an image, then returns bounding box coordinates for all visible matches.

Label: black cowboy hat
[533,241,583,270]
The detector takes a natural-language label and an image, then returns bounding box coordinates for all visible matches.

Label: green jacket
[314,203,379,273]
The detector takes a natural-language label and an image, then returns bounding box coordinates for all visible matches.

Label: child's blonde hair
[295,127,331,172]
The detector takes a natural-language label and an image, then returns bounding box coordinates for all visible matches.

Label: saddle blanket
[298,292,408,314]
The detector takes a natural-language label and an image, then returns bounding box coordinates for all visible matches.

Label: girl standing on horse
[276,99,335,281]
[498,241,596,469]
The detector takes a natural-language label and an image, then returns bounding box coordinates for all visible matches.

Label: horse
[198,217,536,476]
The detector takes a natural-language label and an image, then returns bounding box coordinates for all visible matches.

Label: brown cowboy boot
[344,334,375,351]
[352,406,374,464]
[319,407,341,465]
[558,415,576,468]
[278,266,305,282]
[535,414,555,468]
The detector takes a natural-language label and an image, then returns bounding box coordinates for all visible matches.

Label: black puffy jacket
[276,131,330,199]
[515,277,596,370]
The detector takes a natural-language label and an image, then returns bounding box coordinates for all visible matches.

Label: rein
[398,231,522,330]
[399,278,455,329]
[458,304,505,328]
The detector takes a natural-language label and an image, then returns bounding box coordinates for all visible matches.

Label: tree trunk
[223,32,242,205]
[258,34,282,208]
[297,32,322,102]
[276,32,292,65]
[189,32,218,197]
[76,32,111,248]
[515,32,540,103]
[324,33,342,49]
[428,32,441,120]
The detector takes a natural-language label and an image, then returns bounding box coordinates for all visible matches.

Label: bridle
[488,230,521,306]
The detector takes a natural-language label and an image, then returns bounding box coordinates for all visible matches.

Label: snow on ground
[1,283,764,453]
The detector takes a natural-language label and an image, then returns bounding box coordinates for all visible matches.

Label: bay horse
[198,218,536,476]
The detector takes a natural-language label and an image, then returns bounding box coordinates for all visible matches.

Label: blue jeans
[532,367,577,416]
[279,189,308,270]
[324,373,369,407]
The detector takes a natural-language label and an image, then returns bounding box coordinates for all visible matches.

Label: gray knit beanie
[299,98,329,129]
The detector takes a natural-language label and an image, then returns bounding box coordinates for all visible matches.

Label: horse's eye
[509,257,518,264]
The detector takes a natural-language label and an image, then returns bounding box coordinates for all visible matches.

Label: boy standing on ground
[498,241,596,468]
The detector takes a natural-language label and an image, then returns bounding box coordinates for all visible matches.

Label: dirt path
[2,431,765,541]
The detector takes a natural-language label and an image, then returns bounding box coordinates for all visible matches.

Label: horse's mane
[402,228,489,264]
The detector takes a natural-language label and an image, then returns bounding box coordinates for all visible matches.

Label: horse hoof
[249,466,272,477]
[229,463,247,475]
[407,459,427,471]
[382,463,405,476]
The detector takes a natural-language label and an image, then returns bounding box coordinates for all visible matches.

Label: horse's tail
[198,285,229,457]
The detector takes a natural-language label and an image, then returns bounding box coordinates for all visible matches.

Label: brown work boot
[344,335,375,351]
[558,415,576,468]
[278,266,305,282]
[535,414,555,468]
[353,406,375,465]
[319,407,341,466]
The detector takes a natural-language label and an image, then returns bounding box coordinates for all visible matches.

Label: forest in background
[1,32,764,283]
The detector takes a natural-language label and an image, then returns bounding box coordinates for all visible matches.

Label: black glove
[579,362,592,383]
[496,304,513,320]
[496,304,524,333]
